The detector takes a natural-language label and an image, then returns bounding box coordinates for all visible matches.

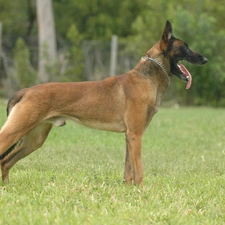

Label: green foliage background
[0,0,225,106]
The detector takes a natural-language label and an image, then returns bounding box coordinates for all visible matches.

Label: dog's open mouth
[177,63,192,89]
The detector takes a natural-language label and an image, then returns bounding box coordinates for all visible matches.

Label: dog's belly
[47,116,126,133]
[79,119,126,133]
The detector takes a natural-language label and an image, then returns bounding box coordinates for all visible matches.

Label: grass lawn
[0,99,224,224]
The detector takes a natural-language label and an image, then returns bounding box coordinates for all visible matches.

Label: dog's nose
[203,57,208,64]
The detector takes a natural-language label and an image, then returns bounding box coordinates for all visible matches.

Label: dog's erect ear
[160,20,173,51]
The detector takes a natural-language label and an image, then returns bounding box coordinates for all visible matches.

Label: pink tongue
[178,64,192,89]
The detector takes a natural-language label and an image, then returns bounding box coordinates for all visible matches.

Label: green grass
[0,99,224,225]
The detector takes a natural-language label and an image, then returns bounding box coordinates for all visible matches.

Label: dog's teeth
[186,76,189,79]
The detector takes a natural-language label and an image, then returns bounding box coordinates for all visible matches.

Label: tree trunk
[36,0,57,83]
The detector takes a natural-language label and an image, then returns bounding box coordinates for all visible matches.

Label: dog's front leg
[125,132,143,186]
[124,142,133,185]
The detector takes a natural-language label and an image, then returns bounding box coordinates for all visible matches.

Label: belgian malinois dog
[0,21,207,186]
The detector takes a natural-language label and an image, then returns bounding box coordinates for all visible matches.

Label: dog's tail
[6,89,26,116]
[0,143,20,160]
[0,90,26,160]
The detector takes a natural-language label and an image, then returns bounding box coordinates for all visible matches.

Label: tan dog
[0,21,207,185]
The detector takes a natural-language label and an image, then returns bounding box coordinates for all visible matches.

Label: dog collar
[143,56,169,77]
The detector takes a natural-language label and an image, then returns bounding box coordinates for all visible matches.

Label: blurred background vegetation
[0,0,225,106]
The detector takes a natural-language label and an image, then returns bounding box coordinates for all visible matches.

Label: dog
[0,21,207,186]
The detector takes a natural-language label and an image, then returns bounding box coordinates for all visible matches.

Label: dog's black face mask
[160,21,208,89]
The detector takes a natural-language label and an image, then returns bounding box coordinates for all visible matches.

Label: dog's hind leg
[0,103,44,159]
[1,123,52,183]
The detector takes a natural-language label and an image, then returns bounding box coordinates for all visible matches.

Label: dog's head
[153,20,208,89]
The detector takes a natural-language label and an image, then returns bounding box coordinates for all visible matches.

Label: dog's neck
[142,56,169,77]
